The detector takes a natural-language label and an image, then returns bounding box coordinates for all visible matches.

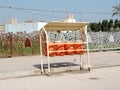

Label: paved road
[0,51,120,73]
[0,66,120,90]
[0,51,120,79]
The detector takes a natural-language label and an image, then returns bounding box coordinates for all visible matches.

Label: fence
[88,31,120,51]
[48,31,120,51]
[0,32,40,57]
[0,31,120,58]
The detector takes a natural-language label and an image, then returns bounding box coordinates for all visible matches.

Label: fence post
[9,32,13,57]
[99,30,103,52]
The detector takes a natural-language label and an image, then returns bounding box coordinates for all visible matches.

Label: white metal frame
[40,22,90,73]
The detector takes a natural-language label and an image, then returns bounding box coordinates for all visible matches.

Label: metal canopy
[44,22,88,31]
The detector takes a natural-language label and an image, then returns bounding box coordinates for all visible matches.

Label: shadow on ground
[34,62,79,69]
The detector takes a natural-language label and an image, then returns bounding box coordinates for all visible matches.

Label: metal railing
[0,31,120,57]
[88,31,120,51]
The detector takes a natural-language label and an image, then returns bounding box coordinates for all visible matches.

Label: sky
[0,0,120,24]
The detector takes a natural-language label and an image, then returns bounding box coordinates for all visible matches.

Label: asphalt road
[0,51,120,73]
[0,66,120,90]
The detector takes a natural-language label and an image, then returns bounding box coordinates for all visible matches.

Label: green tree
[112,4,120,16]
[97,22,102,31]
[119,20,120,28]
[89,19,120,32]
[90,23,101,32]
[90,23,96,31]
[101,20,108,31]
[108,19,113,31]
[114,19,119,28]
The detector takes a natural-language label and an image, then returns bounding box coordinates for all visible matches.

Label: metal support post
[40,34,44,73]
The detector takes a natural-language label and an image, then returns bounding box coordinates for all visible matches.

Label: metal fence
[88,31,120,51]
[48,31,120,51]
[0,31,120,58]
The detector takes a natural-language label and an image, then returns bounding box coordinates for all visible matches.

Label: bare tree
[112,4,120,16]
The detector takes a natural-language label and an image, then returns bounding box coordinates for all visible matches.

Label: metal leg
[80,55,83,70]
[74,54,76,62]
[86,43,91,71]
[47,55,51,73]
[40,34,44,74]
[40,56,44,73]
[85,25,91,71]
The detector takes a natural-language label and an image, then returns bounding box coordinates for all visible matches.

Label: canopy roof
[44,22,88,31]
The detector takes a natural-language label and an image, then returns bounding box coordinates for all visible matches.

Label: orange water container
[45,42,55,56]
[75,42,85,55]
[55,42,65,56]
[64,42,74,55]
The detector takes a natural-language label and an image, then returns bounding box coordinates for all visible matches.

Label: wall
[5,22,47,33]
[0,25,5,32]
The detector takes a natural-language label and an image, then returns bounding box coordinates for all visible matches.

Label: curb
[92,64,120,69]
[0,70,41,79]
[0,64,120,79]
[0,66,82,79]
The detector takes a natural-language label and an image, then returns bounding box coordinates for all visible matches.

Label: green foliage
[0,40,1,47]
[23,47,32,55]
[89,19,120,32]
[0,33,40,57]
[114,19,119,28]
[101,20,108,31]
[90,22,101,32]
[119,20,120,28]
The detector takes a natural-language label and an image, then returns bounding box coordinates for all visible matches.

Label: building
[62,14,76,22]
[5,22,47,33]
[0,25,5,33]
[5,14,84,33]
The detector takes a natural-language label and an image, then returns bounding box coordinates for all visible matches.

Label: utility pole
[32,9,35,21]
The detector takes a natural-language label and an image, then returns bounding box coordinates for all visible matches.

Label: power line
[0,5,114,23]
[0,5,112,15]
[12,8,63,19]
[0,5,63,20]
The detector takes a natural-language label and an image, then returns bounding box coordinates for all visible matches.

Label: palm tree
[112,4,120,16]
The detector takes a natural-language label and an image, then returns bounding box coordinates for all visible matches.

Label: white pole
[40,31,44,73]
[84,25,90,69]
[47,38,51,73]
[80,55,83,69]
[43,28,51,73]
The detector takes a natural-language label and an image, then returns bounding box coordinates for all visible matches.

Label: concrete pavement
[0,51,120,79]
[0,66,120,90]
